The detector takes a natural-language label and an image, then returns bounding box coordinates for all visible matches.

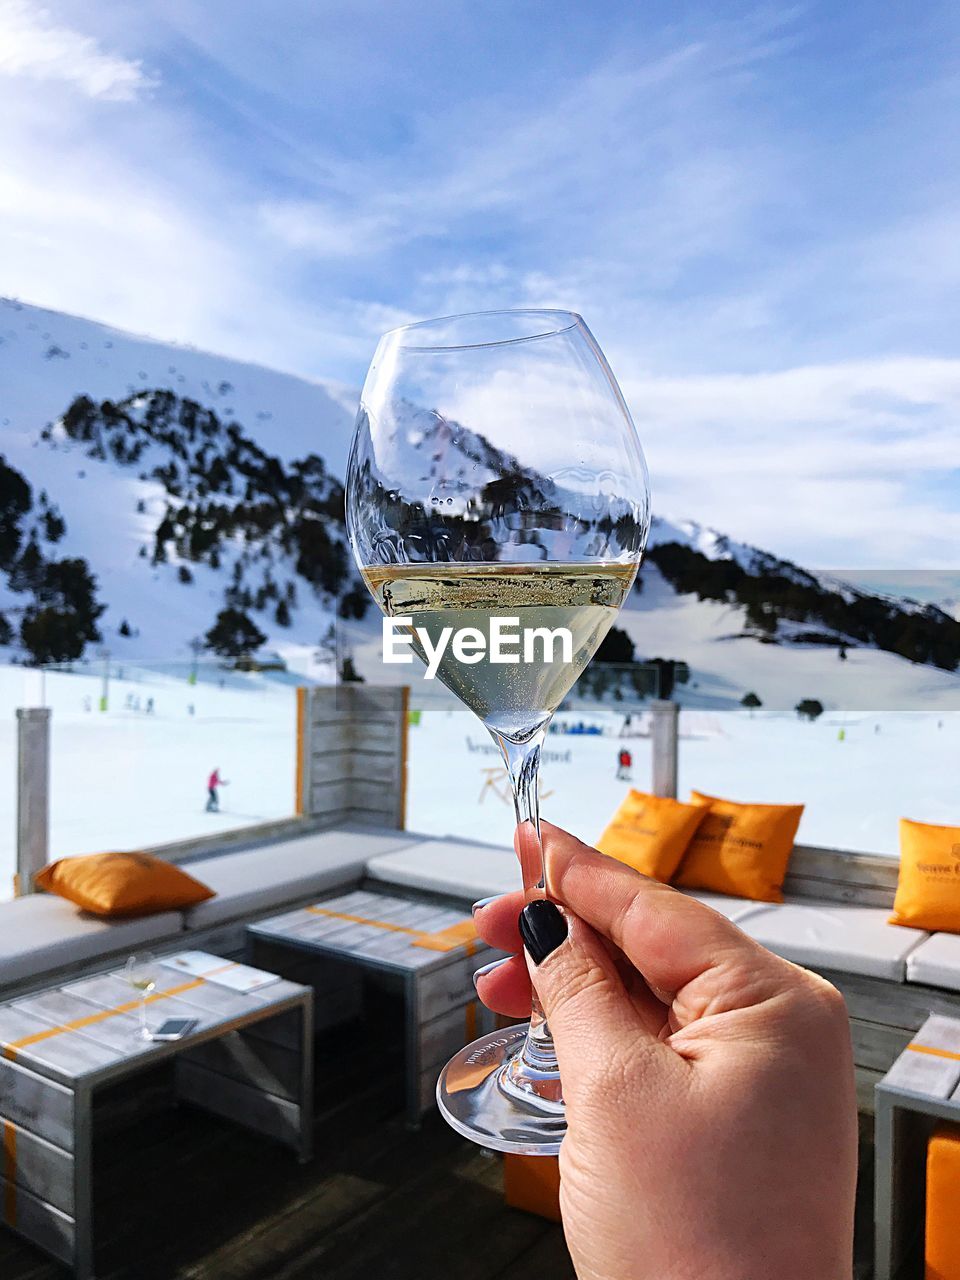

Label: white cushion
[686,891,927,981]
[366,838,520,902]
[905,933,960,992]
[183,827,416,928]
[0,895,181,991]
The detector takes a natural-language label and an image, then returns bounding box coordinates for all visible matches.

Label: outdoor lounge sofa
[0,825,419,999]
[364,836,960,1112]
[3,823,960,1111]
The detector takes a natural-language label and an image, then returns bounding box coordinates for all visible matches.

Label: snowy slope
[344,564,960,712]
[616,565,960,711]
[1,297,356,464]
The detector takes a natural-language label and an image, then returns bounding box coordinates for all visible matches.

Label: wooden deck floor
[0,1021,879,1280]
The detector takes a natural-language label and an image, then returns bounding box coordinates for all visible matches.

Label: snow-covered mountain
[2,297,959,709]
[0,297,360,668]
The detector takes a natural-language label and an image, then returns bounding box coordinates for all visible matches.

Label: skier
[616,748,632,780]
[205,767,228,813]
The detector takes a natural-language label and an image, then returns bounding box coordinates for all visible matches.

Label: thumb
[519,900,669,1112]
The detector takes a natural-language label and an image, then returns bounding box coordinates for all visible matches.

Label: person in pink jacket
[205,767,228,813]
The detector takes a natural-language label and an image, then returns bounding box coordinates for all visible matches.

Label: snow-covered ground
[2,655,956,904]
[0,662,297,900]
[406,705,960,859]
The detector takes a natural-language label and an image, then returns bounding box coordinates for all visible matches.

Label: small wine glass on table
[346,309,650,1155]
[124,952,157,1042]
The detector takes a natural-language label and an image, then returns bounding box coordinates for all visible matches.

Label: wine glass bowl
[347,309,650,1153]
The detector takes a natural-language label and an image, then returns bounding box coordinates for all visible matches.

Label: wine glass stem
[496,730,560,1078]
[139,994,148,1038]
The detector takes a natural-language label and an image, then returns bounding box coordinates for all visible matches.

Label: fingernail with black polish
[519,900,568,965]
[473,957,509,990]
[472,895,501,917]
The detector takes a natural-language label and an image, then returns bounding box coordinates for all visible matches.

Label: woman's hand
[473,821,858,1280]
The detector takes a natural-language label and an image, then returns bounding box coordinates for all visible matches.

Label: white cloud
[258,201,400,258]
[618,359,960,569]
[0,0,154,101]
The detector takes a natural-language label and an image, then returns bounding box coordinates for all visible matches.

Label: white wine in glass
[362,562,636,739]
[124,952,157,1042]
[347,310,650,1154]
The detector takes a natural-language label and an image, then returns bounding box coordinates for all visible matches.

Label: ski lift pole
[98,647,110,712]
[189,636,202,686]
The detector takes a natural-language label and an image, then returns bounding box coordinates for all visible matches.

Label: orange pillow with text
[889,818,960,932]
[672,791,804,903]
[596,790,709,881]
[36,851,214,917]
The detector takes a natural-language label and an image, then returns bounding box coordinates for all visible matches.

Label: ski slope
[406,705,959,860]
[0,662,299,900]
[2,662,955,904]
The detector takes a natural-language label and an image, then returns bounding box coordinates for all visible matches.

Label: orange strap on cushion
[907,1042,960,1063]
[307,905,478,955]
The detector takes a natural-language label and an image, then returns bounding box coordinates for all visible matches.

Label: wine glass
[346,309,650,1154]
[125,952,157,1041]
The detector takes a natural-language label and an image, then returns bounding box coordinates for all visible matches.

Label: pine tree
[0,455,32,570]
[204,608,266,659]
[795,698,824,721]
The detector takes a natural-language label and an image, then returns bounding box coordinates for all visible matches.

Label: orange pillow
[673,791,804,903]
[926,1124,960,1277]
[597,790,708,881]
[889,818,960,931]
[36,852,215,918]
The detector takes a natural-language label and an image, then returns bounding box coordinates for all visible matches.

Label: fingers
[472,953,531,1018]
[472,890,525,953]
[541,822,796,1015]
[519,903,676,1112]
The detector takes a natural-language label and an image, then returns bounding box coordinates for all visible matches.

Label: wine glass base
[436,1023,566,1156]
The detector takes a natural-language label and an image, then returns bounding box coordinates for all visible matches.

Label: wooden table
[0,953,313,1280]
[248,888,501,1125]
[874,1013,960,1280]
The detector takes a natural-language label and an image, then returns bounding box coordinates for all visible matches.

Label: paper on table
[205,965,281,993]
[161,951,224,977]
[161,951,281,992]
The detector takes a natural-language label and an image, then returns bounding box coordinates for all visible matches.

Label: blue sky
[2,0,960,577]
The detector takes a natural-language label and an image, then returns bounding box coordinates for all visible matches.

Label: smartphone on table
[150,1017,199,1041]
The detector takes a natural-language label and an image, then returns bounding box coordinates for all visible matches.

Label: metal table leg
[874,1091,896,1280]
[404,972,422,1129]
[298,994,314,1164]
[72,1084,94,1280]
